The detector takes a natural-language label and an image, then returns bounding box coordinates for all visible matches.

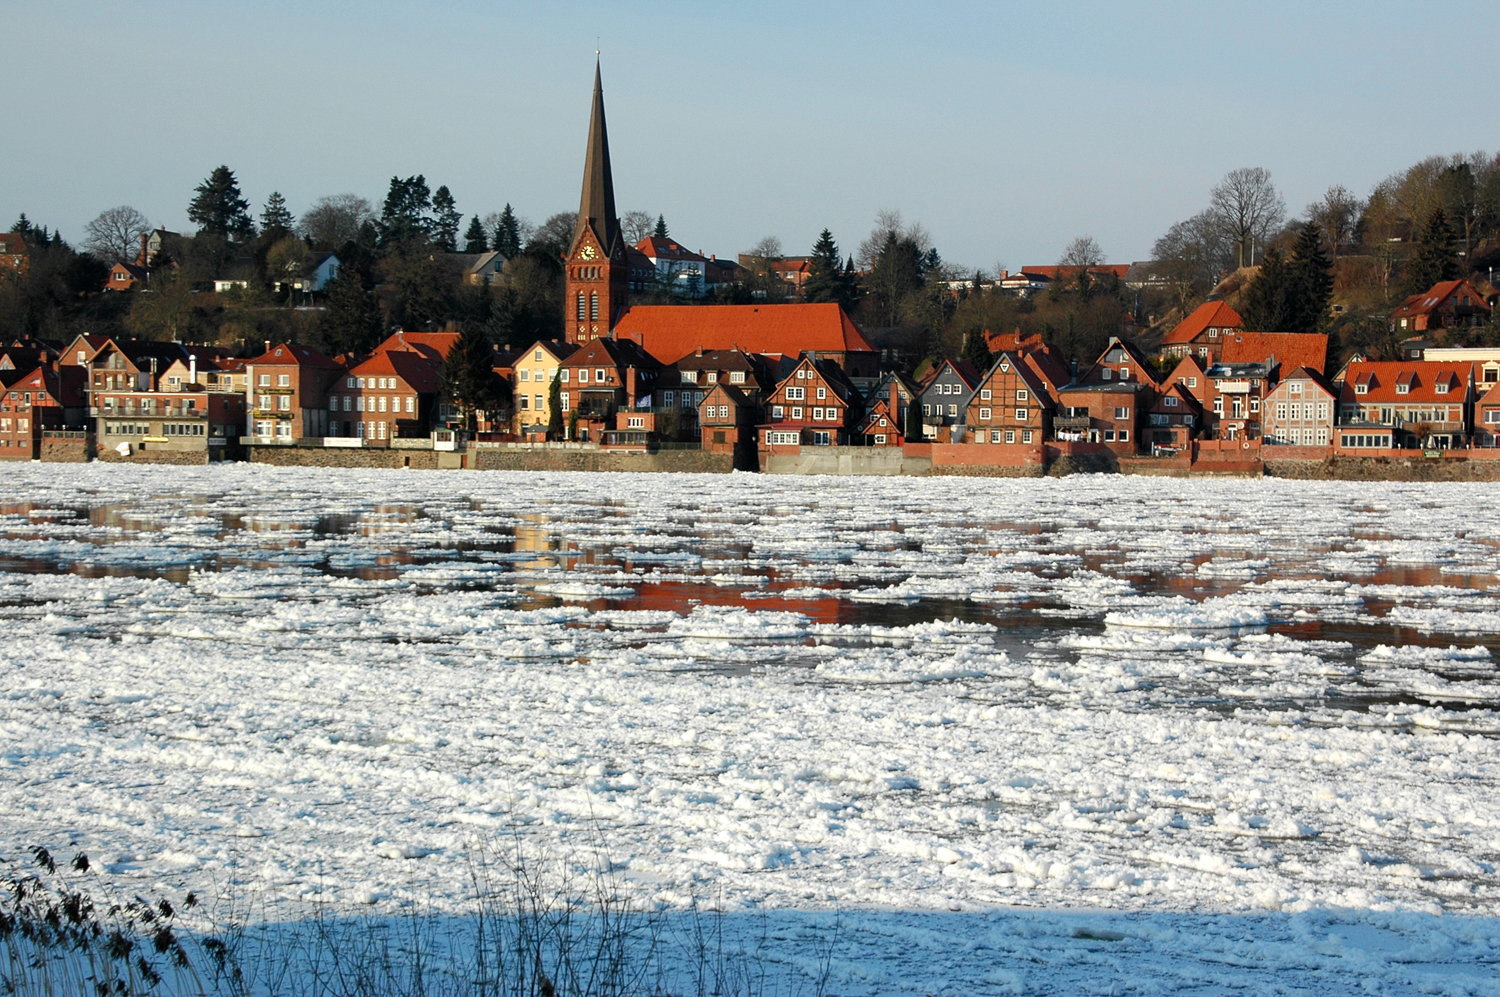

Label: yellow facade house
[511,340,579,438]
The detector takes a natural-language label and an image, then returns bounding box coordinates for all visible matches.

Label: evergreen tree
[867,232,925,326]
[1240,222,1334,333]
[431,185,462,252]
[547,369,563,440]
[802,229,857,310]
[653,214,668,239]
[379,175,432,245]
[319,259,384,357]
[463,216,488,254]
[187,166,254,240]
[962,328,994,372]
[1406,207,1461,295]
[443,322,505,431]
[260,191,294,235]
[493,204,522,258]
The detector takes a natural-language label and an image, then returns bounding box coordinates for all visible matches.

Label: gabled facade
[1338,360,1476,449]
[965,351,1052,445]
[0,366,71,460]
[699,382,759,462]
[634,237,715,297]
[328,350,443,441]
[1160,301,1244,360]
[558,336,662,441]
[1475,380,1500,446]
[917,358,981,438]
[1145,383,1202,450]
[761,355,861,447]
[1083,337,1161,388]
[861,371,922,444]
[105,262,147,291]
[1054,382,1148,453]
[244,342,345,442]
[1394,280,1491,333]
[512,340,577,438]
[1262,367,1336,447]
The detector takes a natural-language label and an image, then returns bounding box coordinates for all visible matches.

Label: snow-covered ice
[3,464,1500,994]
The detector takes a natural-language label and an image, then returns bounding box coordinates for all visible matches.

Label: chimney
[264,340,271,355]
[189,354,197,387]
[695,345,703,357]
[138,232,149,267]
[1070,358,1078,384]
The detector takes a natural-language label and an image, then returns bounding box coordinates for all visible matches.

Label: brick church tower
[564,62,628,345]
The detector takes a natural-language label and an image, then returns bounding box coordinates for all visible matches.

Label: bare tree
[621,210,655,245]
[1304,185,1362,261]
[1153,209,1233,312]
[299,194,374,248]
[746,235,783,262]
[529,212,577,256]
[1210,167,1286,269]
[82,205,151,262]
[1059,235,1104,268]
[857,210,931,270]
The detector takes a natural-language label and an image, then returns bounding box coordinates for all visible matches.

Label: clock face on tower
[579,246,597,261]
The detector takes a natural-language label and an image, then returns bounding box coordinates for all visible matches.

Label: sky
[4,1,1494,271]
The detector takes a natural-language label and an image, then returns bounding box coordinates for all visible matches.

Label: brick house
[664,347,773,429]
[104,262,148,291]
[1083,337,1162,390]
[558,336,663,442]
[1393,280,1492,334]
[761,355,862,448]
[1054,382,1147,453]
[857,372,922,445]
[965,351,1052,445]
[1163,354,1213,430]
[245,343,346,442]
[1159,301,1244,361]
[1474,380,1500,446]
[0,233,29,277]
[327,349,444,441]
[0,366,76,460]
[1337,360,1476,449]
[917,358,982,441]
[1261,367,1337,447]
[1204,360,1274,440]
[696,381,759,464]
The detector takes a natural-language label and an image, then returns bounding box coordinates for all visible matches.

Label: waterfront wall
[245,443,731,474]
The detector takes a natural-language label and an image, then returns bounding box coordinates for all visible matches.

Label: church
[561,63,879,391]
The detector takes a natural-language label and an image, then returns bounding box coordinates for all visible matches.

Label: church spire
[574,59,621,257]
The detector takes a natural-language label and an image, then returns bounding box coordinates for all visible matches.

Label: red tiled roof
[1394,280,1491,319]
[1020,264,1130,281]
[374,331,462,363]
[1339,360,1474,404]
[247,342,342,367]
[1162,301,1244,345]
[634,237,709,263]
[613,303,874,361]
[1219,332,1328,374]
[349,349,443,393]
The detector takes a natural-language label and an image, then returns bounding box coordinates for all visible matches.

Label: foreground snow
[3,465,1499,993]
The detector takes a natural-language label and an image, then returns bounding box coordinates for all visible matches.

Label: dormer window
[729,371,745,384]
[1435,380,1449,394]
[1355,382,1369,395]
[681,370,697,384]
[1396,383,1409,394]
[706,372,717,383]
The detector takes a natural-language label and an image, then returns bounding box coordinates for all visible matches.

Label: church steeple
[573,60,621,259]
[564,60,629,345]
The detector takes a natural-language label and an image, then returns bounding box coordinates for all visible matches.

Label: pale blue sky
[4,1,1492,270]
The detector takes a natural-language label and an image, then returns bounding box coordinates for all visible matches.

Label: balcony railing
[1054,415,1091,430]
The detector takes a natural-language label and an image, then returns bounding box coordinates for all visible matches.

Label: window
[1005,430,1015,443]
[706,372,717,383]
[816,386,826,400]
[1436,381,1449,394]
[948,404,957,416]
[589,294,598,322]
[560,392,569,412]
[278,375,290,387]
[329,397,339,413]
[357,378,365,388]
[1165,396,1179,408]
[812,407,824,421]
[560,369,568,383]
[771,405,783,419]
[767,430,799,445]
[1017,389,1028,401]
[276,423,292,439]
[681,370,697,384]
[978,407,992,420]
[980,389,992,401]
[1113,407,1128,419]
[347,377,356,388]
[519,369,529,382]
[519,395,530,410]
[596,369,607,382]
[1317,403,1329,420]
[1289,382,1303,395]
[627,416,644,428]
[344,396,352,411]
[792,407,803,419]
[1101,368,1112,380]
[406,397,414,413]
[258,374,270,386]
[1250,399,1260,413]
[1118,429,1129,441]
[1396,383,1410,394]
[1022,430,1032,443]
[1355,382,1368,394]
[355,397,365,412]
[1015,408,1028,422]
[534,350,544,362]
[578,369,589,383]
[1104,430,1116,441]
[278,396,291,411]
[576,294,586,320]
[785,386,804,400]
[874,434,886,444]
[534,394,542,410]
[812,431,831,446]
[730,371,745,384]
[1120,367,1130,380]
[1213,398,1224,414]
[378,397,387,413]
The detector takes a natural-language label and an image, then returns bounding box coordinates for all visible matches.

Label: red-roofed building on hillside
[105,262,148,291]
[1020,264,1131,283]
[635,237,719,298]
[0,233,29,277]
[1219,331,1330,375]
[612,303,879,390]
[1337,360,1477,450]
[1393,280,1492,333]
[373,331,462,364]
[1160,301,1245,360]
[328,350,445,441]
[245,343,345,442]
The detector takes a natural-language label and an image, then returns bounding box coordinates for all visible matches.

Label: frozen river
[3,464,1499,993]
